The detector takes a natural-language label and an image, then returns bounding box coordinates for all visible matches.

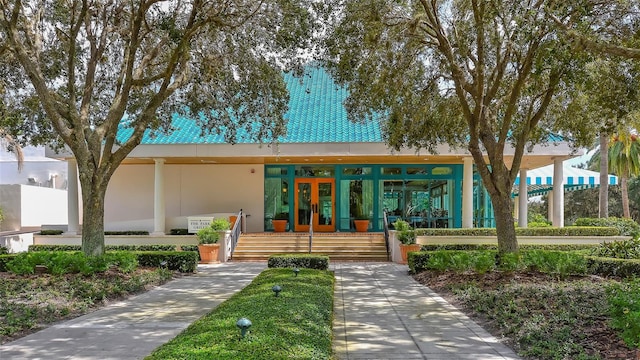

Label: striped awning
[513,164,618,197]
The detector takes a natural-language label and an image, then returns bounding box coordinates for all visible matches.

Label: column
[66,159,80,234]
[518,168,528,228]
[153,158,166,235]
[462,157,474,228]
[552,158,564,227]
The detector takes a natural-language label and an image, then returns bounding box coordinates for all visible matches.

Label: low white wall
[0,232,34,253]
[416,235,627,245]
[0,184,67,231]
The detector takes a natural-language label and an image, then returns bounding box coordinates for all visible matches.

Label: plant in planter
[395,220,419,264]
[273,212,289,232]
[197,218,230,263]
[354,214,370,232]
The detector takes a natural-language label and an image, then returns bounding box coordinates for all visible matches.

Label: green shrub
[0,246,8,255]
[589,237,640,259]
[148,268,334,360]
[528,213,551,225]
[0,254,17,271]
[586,256,640,278]
[393,219,411,231]
[522,250,587,278]
[527,221,551,228]
[170,228,189,235]
[398,229,416,245]
[267,254,329,270]
[575,217,640,237]
[29,244,179,252]
[6,251,139,275]
[104,231,150,235]
[135,251,198,273]
[179,244,199,252]
[607,278,640,348]
[39,230,64,235]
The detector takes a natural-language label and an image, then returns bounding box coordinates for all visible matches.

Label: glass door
[294,178,335,232]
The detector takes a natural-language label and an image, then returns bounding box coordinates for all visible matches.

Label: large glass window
[264,178,289,231]
[339,179,373,230]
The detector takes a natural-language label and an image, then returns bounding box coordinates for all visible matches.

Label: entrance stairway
[231,232,389,262]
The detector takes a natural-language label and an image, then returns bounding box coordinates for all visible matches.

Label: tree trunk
[77,164,112,257]
[491,192,519,254]
[599,133,609,218]
[621,176,630,218]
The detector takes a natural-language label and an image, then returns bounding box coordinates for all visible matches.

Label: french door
[294,178,335,232]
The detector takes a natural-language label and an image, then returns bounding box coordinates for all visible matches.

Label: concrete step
[231,232,389,262]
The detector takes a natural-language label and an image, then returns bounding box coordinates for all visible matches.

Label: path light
[272,285,282,297]
[236,318,252,339]
[293,267,300,277]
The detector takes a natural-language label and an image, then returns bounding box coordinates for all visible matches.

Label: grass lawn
[146,268,335,360]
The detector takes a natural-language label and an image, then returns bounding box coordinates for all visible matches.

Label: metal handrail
[383,210,391,261]
[229,209,242,260]
[308,209,314,253]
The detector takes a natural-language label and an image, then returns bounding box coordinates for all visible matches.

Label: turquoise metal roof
[117,66,383,145]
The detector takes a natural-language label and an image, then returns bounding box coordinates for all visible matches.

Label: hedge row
[38,230,154,236]
[267,254,329,270]
[420,244,599,251]
[29,244,190,252]
[415,226,621,237]
[0,251,197,273]
[575,217,640,237]
[408,250,640,278]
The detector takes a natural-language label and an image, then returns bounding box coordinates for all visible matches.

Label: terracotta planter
[399,244,421,264]
[198,244,220,263]
[272,220,288,232]
[229,216,238,229]
[354,219,369,232]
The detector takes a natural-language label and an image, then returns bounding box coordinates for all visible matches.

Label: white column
[518,169,528,228]
[552,158,564,227]
[153,158,166,235]
[547,190,553,223]
[66,159,80,234]
[462,157,474,228]
[513,196,519,223]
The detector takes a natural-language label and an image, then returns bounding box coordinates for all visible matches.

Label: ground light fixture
[293,267,300,277]
[272,285,282,297]
[236,318,252,339]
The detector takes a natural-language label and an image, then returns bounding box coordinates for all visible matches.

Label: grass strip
[146,268,335,360]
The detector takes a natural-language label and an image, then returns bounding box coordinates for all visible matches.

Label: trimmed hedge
[415,226,620,237]
[135,251,198,273]
[575,217,640,237]
[179,244,199,252]
[170,228,189,235]
[267,254,329,270]
[39,230,64,235]
[586,256,640,278]
[420,244,600,251]
[104,231,150,235]
[0,246,8,255]
[29,244,179,252]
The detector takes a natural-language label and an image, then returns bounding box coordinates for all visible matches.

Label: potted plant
[197,218,230,263]
[273,212,288,232]
[354,214,370,232]
[395,220,420,264]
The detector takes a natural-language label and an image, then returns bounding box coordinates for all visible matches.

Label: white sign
[188,217,215,233]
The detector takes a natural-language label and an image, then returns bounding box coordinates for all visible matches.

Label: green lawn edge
[146,268,335,360]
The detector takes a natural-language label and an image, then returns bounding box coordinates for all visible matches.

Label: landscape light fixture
[236,318,252,339]
[272,285,282,297]
[293,268,300,277]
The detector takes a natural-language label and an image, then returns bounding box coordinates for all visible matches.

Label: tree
[0,0,322,256]
[324,0,601,253]
[608,132,640,218]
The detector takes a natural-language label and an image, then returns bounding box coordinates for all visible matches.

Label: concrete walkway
[0,262,521,360]
[0,262,267,360]
[332,262,521,360]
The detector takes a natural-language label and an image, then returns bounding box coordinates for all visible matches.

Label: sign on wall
[188,217,214,233]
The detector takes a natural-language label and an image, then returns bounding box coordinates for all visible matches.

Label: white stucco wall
[104,164,265,232]
[0,184,68,231]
